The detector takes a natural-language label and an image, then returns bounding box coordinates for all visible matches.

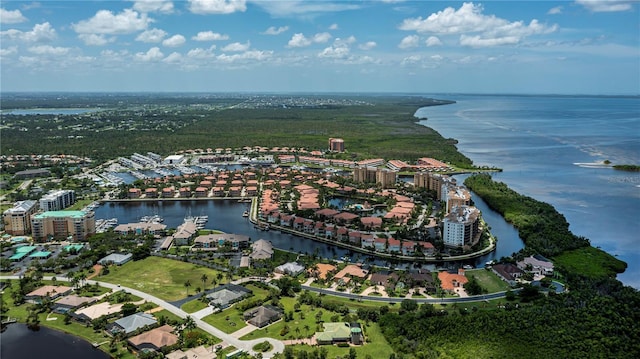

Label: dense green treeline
[379,278,640,359]
[463,174,626,279]
[1,96,473,166]
[463,174,587,255]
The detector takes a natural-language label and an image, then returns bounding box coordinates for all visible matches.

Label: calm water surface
[0,324,109,359]
[417,95,640,288]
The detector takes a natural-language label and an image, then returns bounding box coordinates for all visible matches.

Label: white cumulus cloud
[425,36,442,47]
[136,28,167,43]
[221,41,250,52]
[79,34,114,46]
[1,22,57,42]
[547,6,563,14]
[318,43,350,59]
[188,0,247,14]
[192,31,229,41]
[313,32,332,43]
[261,26,289,35]
[187,46,216,58]
[1,8,27,23]
[132,0,174,13]
[163,34,186,47]
[28,45,70,55]
[575,0,635,12]
[0,46,18,56]
[216,50,272,63]
[398,35,419,49]
[73,9,151,35]
[399,2,557,47]
[460,34,519,47]
[358,41,377,50]
[163,51,182,63]
[329,23,339,30]
[287,33,312,47]
[135,47,164,61]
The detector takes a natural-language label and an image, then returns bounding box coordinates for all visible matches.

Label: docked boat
[242,211,249,217]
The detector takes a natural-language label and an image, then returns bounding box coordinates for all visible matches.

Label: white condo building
[39,190,76,212]
[443,205,480,247]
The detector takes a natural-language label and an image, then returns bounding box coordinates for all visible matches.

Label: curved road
[0,276,284,358]
[301,285,516,304]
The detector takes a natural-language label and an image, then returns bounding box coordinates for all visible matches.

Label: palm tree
[183,315,197,332]
[184,280,191,296]
[200,274,208,291]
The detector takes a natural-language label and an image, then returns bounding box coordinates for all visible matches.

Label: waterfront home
[293,217,305,231]
[401,240,416,255]
[348,230,362,245]
[517,255,554,276]
[114,222,167,236]
[492,263,524,286]
[212,186,225,197]
[52,294,97,313]
[417,241,435,256]
[75,301,124,321]
[274,262,306,276]
[109,312,157,336]
[144,188,158,198]
[173,221,197,245]
[438,269,468,292]
[25,285,73,302]
[310,263,337,280]
[387,238,401,253]
[128,188,141,199]
[279,214,294,227]
[128,324,179,352]
[374,237,387,252]
[303,219,315,234]
[361,234,375,249]
[178,187,191,198]
[333,264,368,285]
[324,224,336,239]
[161,187,175,198]
[228,186,242,197]
[193,233,250,251]
[250,239,273,260]
[195,187,208,198]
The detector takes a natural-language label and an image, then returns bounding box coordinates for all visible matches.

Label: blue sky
[1,0,638,94]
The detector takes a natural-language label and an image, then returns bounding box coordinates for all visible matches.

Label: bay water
[416,95,640,288]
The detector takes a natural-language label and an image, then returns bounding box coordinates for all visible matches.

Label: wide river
[416,94,640,288]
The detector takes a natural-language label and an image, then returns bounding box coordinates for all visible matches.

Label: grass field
[181,299,209,313]
[201,307,248,334]
[465,269,510,293]
[97,256,223,301]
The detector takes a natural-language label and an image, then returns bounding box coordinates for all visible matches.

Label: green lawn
[152,309,184,323]
[181,299,209,313]
[465,269,510,293]
[201,307,247,334]
[96,256,224,301]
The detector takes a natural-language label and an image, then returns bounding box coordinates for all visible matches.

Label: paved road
[301,285,516,304]
[0,276,284,358]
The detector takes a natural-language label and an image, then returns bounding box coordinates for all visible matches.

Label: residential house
[128,324,179,352]
[250,239,273,260]
[492,263,524,286]
[243,305,283,328]
[109,312,158,336]
[517,255,554,276]
[274,262,305,276]
[25,285,73,302]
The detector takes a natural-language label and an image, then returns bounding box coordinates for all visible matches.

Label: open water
[0,324,109,359]
[416,94,640,288]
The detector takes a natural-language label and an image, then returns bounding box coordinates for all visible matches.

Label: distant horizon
[1,91,638,97]
[1,1,638,94]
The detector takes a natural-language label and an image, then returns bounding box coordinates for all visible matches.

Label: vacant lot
[465,269,510,293]
[97,256,223,301]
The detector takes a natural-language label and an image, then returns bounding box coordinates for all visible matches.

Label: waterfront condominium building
[2,200,38,235]
[442,205,480,248]
[413,172,452,200]
[31,210,96,241]
[444,186,472,212]
[328,138,345,152]
[39,189,76,212]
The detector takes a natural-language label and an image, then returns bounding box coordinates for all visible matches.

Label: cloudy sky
[1,0,638,94]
